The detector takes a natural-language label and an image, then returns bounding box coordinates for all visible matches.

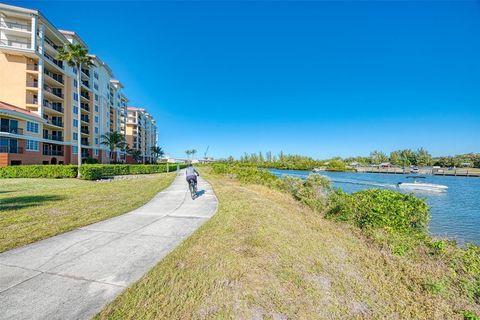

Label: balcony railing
[44,85,63,98]
[43,100,63,113]
[26,97,38,105]
[44,69,64,84]
[81,68,90,77]
[81,91,90,100]
[26,80,38,88]
[43,37,61,51]
[43,133,63,141]
[0,146,23,154]
[44,118,63,127]
[27,64,38,71]
[43,53,63,69]
[0,125,23,135]
[0,21,31,32]
[43,149,63,156]
[81,129,89,135]
[0,38,31,49]
[81,139,89,145]
[80,115,89,123]
[80,103,90,111]
[81,80,90,88]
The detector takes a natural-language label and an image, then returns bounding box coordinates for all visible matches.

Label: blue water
[270,169,480,245]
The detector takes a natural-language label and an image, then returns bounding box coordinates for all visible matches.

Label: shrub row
[0,164,187,179]
[0,165,77,178]
[79,164,188,180]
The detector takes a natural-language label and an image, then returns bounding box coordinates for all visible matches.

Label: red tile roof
[0,101,42,119]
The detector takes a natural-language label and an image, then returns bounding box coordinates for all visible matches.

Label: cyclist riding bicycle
[185,163,199,187]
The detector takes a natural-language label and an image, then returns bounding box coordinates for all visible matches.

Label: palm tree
[128,148,142,162]
[185,149,192,160]
[191,149,197,159]
[100,132,126,163]
[57,43,93,177]
[150,146,164,163]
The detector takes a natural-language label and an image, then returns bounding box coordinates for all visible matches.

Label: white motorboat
[397,176,448,192]
[312,168,322,173]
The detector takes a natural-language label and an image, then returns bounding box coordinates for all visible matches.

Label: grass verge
[0,173,175,252]
[96,169,478,319]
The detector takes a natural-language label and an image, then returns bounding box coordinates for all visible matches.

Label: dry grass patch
[96,171,478,319]
[0,173,175,252]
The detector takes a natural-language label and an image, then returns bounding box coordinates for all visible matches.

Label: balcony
[43,53,63,69]
[44,69,64,84]
[43,36,61,52]
[43,149,63,156]
[0,38,31,49]
[0,20,31,32]
[0,125,23,135]
[44,85,63,99]
[26,97,38,105]
[81,91,90,100]
[81,68,90,77]
[80,127,89,134]
[27,64,38,71]
[43,100,63,113]
[43,117,63,128]
[0,146,23,154]
[43,133,63,142]
[80,115,89,123]
[81,80,90,89]
[26,79,38,88]
[80,103,90,111]
[81,138,89,145]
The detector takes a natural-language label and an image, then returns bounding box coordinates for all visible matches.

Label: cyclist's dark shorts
[186,175,197,184]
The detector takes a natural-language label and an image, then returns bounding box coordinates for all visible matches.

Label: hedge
[0,164,188,180]
[79,164,188,180]
[0,165,77,178]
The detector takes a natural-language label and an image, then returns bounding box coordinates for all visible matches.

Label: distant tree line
[346,149,480,168]
[225,149,480,169]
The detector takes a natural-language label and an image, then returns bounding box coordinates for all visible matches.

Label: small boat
[397,176,448,192]
[312,168,322,173]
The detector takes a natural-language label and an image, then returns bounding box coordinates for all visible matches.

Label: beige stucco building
[0,3,156,166]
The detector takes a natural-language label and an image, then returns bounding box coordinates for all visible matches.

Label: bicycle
[188,179,198,200]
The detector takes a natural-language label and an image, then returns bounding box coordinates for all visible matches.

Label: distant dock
[355,167,480,177]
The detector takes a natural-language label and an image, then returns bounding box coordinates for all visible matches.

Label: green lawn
[0,173,175,253]
[95,169,477,319]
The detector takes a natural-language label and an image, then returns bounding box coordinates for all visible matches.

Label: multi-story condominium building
[0,3,155,166]
[126,107,157,164]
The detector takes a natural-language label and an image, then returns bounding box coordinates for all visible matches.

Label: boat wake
[329,178,398,189]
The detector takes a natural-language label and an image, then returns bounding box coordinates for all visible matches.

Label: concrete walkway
[0,170,218,320]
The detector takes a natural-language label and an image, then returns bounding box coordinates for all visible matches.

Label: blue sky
[7,0,480,159]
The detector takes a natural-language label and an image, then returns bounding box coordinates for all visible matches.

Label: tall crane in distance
[204,146,210,160]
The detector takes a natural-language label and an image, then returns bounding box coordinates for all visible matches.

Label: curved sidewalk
[0,170,218,320]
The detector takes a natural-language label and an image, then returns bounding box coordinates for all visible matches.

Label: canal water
[270,169,480,245]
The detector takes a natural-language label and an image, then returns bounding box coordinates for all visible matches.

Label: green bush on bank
[0,165,77,178]
[0,164,187,180]
[80,164,188,180]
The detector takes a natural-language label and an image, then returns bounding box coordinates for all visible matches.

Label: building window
[26,140,39,151]
[73,119,78,127]
[73,132,78,140]
[95,127,99,134]
[95,138,99,144]
[94,149,99,156]
[72,146,78,154]
[94,71,98,79]
[94,83,99,90]
[73,106,79,114]
[95,116,99,123]
[74,79,78,88]
[95,94,99,101]
[94,105,99,112]
[73,93,78,101]
[26,121,39,133]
